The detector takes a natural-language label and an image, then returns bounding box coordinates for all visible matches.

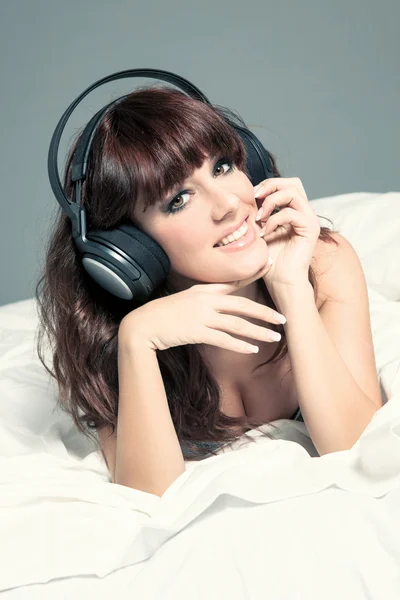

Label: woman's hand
[119,263,286,354]
[254,177,320,288]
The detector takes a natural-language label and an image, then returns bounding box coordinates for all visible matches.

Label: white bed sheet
[1,191,400,598]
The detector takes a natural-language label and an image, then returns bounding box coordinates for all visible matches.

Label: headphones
[47,68,275,305]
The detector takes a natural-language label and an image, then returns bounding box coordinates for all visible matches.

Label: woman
[36,86,382,497]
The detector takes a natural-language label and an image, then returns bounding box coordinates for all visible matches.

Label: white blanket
[1,192,400,598]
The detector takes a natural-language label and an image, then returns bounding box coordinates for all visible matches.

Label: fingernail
[270,331,282,342]
[259,229,265,237]
[254,185,261,197]
[255,208,262,221]
[247,344,259,353]
[268,256,274,266]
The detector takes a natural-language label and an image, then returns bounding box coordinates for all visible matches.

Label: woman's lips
[214,217,257,252]
[214,217,248,248]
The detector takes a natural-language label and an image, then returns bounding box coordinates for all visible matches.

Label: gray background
[0,0,398,306]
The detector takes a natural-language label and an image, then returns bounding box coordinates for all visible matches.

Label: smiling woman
[131,152,272,291]
[36,84,339,496]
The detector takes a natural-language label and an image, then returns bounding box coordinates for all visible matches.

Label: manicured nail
[247,344,259,353]
[268,256,274,266]
[255,208,262,221]
[259,228,265,237]
[254,185,261,197]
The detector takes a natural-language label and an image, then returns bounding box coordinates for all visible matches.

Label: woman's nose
[210,190,240,221]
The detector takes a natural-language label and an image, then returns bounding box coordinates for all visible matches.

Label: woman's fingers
[260,206,310,237]
[202,329,262,354]
[210,313,282,344]
[215,294,286,325]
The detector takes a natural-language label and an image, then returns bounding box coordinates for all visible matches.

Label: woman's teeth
[216,219,248,247]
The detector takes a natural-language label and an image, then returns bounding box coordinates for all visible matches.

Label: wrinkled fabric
[1,191,400,598]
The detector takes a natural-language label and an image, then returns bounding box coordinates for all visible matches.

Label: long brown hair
[35,86,338,460]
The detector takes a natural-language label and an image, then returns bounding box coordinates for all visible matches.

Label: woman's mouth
[214,217,257,252]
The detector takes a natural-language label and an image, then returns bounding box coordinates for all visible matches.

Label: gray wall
[0,0,399,306]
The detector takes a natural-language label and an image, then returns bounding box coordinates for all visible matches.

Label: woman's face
[131,155,270,290]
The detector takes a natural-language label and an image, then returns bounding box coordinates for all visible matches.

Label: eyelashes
[165,158,235,215]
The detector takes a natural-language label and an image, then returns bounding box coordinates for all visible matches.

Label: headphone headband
[47,68,211,223]
[47,68,274,303]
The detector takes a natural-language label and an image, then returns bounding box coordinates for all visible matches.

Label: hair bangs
[105,87,248,214]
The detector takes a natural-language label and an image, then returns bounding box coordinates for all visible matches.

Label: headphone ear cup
[77,124,271,302]
[79,224,170,303]
[233,125,274,184]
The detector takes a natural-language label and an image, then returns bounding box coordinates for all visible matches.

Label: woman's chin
[228,248,270,275]
[174,243,270,285]
[205,260,270,284]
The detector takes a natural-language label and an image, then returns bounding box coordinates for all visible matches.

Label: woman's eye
[166,159,234,214]
[214,160,233,176]
[168,192,190,213]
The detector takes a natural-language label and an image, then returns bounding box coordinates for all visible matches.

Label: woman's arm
[269,234,382,455]
[100,325,186,497]
[98,269,279,496]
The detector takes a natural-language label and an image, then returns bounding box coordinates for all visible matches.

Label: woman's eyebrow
[163,172,195,199]
[162,156,216,200]
[161,180,185,201]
